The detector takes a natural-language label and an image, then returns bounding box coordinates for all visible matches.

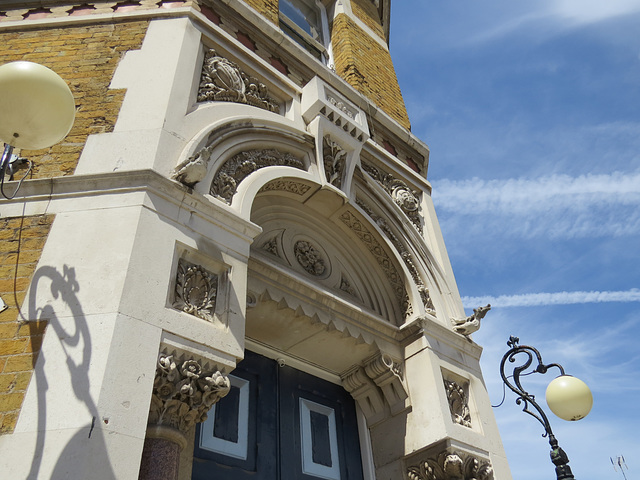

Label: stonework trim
[407,450,494,480]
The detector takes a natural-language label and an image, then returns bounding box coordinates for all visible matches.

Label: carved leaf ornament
[211,149,305,204]
[444,380,472,428]
[198,49,279,113]
[149,354,230,433]
[407,451,494,480]
[174,260,218,322]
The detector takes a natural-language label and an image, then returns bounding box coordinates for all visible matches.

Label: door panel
[193,351,363,480]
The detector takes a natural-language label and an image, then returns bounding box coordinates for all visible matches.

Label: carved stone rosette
[407,451,494,480]
[211,149,305,203]
[198,49,279,113]
[444,380,472,428]
[148,353,231,434]
[323,136,346,188]
[362,162,422,232]
[173,259,218,322]
[294,240,326,276]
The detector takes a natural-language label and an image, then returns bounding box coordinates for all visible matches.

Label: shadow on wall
[26,265,116,480]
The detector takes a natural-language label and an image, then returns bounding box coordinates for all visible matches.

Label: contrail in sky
[462,289,640,308]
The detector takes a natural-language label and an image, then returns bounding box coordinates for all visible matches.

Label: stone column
[138,353,230,480]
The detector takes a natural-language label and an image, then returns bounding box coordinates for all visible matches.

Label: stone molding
[198,49,279,113]
[210,148,305,203]
[357,197,435,315]
[148,352,230,434]
[444,379,472,428]
[407,450,494,480]
[173,259,219,322]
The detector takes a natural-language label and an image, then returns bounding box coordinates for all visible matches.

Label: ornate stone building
[0,1,512,479]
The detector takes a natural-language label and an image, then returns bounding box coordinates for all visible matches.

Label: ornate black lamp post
[500,336,593,480]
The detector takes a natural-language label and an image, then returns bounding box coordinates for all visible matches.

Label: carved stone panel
[294,240,326,276]
[407,450,494,480]
[148,353,230,433]
[444,379,472,428]
[173,259,219,322]
[198,49,279,113]
[210,149,305,203]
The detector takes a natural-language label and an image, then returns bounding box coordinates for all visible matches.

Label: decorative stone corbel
[364,353,409,415]
[341,366,386,425]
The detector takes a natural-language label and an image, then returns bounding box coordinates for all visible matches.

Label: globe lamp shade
[0,61,75,150]
[545,375,593,421]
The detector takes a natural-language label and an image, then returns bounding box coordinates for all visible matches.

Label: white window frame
[279,0,334,65]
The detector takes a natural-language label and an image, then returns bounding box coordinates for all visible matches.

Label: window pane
[280,0,323,42]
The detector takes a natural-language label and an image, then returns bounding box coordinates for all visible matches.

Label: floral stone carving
[294,240,326,276]
[149,353,230,433]
[362,162,422,232]
[407,451,494,480]
[444,379,472,428]
[323,136,347,188]
[211,149,305,204]
[198,49,279,113]
[174,259,218,322]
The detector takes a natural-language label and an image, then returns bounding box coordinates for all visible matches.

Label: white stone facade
[0,2,512,479]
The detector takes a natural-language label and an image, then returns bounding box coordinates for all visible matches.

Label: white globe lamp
[546,375,593,421]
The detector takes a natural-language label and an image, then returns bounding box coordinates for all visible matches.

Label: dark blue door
[193,351,364,480]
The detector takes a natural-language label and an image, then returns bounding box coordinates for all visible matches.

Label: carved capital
[148,353,230,434]
[407,451,494,480]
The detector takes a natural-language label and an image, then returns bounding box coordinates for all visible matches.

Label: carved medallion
[148,353,230,433]
[407,451,494,480]
[444,379,472,428]
[323,136,346,188]
[198,49,279,112]
[174,260,218,322]
[294,240,326,276]
[210,149,305,203]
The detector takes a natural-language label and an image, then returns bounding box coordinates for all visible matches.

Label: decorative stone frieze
[198,49,279,113]
[173,259,219,322]
[294,240,326,276]
[339,209,410,318]
[323,136,347,188]
[357,198,435,314]
[361,162,422,232]
[407,451,494,480]
[210,149,305,203]
[148,353,231,434]
[364,353,408,415]
[259,179,312,196]
[444,379,472,428]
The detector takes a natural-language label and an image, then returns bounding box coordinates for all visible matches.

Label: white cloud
[462,288,640,308]
[433,170,640,239]
[553,0,640,25]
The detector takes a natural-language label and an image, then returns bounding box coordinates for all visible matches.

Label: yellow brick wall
[0,214,54,434]
[331,13,410,130]
[244,0,279,24]
[0,20,148,178]
[350,0,385,40]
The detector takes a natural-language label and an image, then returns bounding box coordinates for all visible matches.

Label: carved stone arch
[172,117,318,211]
[354,173,461,326]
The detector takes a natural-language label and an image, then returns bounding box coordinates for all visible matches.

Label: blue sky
[390,2,640,479]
